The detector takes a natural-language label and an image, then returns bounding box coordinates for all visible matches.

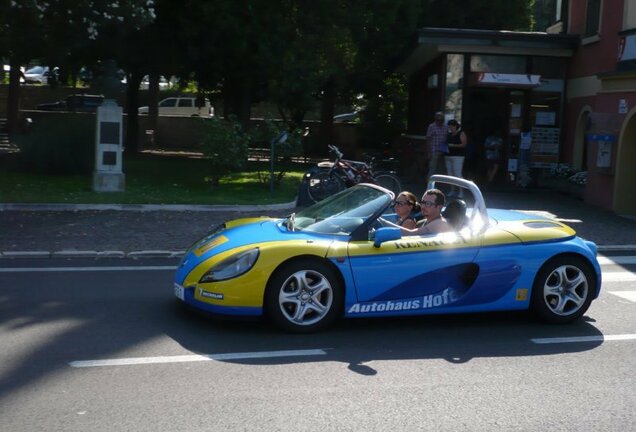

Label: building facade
[399,1,636,216]
[562,0,636,215]
[399,28,577,186]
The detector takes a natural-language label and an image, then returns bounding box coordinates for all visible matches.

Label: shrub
[550,163,577,178]
[15,115,95,175]
[250,120,303,187]
[199,116,250,188]
[569,171,587,185]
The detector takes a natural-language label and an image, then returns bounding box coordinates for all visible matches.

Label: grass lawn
[0,153,306,205]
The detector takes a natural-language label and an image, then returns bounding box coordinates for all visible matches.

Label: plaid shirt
[426,122,449,154]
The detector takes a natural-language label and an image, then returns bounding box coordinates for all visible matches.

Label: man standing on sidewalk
[426,111,449,181]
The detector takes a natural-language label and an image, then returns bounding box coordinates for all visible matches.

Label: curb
[1,246,634,259]
[0,199,298,212]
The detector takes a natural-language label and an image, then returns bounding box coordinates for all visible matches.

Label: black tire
[265,259,343,333]
[307,171,345,202]
[530,255,596,323]
[374,173,402,196]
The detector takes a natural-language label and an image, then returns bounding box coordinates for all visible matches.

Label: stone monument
[92,60,125,192]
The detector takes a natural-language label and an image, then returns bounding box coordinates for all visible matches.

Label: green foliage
[199,116,250,188]
[418,0,533,31]
[532,0,556,31]
[250,120,304,187]
[358,73,409,149]
[252,120,303,161]
[15,116,95,175]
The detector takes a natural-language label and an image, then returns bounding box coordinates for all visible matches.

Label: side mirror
[373,227,401,248]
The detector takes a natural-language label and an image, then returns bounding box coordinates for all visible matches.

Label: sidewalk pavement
[1,189,635,258]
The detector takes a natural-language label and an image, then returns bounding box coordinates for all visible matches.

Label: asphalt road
[1,255,635,432]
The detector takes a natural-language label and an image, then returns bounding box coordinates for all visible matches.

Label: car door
[158,98,177,116]
[347,231,480,306]
[177,97,194,116]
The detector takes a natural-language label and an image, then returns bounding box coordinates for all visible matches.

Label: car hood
[176,217,336,282]
[488,208,576,243]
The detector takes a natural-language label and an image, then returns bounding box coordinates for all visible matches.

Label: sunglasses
[421,200,438,208]
[394,200,412,207]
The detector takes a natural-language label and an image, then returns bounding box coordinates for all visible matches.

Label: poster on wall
[587,134,616,169]
[535,112,556,126]
[530,127,560,168]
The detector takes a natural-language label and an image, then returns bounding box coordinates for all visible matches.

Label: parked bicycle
[307,144,402,202]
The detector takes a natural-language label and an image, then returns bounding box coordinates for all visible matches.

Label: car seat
[442,199,467,230]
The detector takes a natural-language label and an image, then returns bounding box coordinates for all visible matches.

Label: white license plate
[174,283,185,301]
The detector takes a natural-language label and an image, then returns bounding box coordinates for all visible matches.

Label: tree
[0,1,43,136]
[0,0,156,136]
[116,0,187,154]
[417,0,533,31]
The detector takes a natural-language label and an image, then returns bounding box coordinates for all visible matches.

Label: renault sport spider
[174,175,601,332]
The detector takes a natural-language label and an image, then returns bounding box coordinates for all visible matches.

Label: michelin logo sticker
[347,287,461,314]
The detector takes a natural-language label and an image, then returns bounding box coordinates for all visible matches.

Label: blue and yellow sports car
[174,175,602,332]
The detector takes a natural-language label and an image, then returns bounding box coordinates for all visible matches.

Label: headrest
[443,199,467,229]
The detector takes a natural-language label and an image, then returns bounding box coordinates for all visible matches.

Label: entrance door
[464,89,509,181]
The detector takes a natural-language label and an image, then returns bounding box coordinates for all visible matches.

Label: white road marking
[598,245,636,251]
[0,266,177,272]
[69,349,329,368]
[598,256,636,265]
[609,291,636,302]
[603,272,636,282]
[531,334,636,344]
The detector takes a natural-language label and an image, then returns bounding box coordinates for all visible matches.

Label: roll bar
[427,175,490,233]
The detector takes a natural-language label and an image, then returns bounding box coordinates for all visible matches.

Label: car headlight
[199,248,260,283]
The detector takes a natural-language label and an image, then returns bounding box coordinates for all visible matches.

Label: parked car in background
[333,110,361,122]
[37,94,104,112]
[138,97,213,117]
[24,66,58,84]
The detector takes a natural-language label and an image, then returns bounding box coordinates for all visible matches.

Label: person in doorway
[392,191,419,230]
[426,112,449,180]
[445,119,467,196]
[462,123,479,181]
[484,130,503,183]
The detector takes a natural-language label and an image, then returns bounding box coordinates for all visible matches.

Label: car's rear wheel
[530,256,596,323]
[266,259,343,332]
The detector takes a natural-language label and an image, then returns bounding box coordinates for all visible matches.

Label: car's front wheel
[266,259,343,332]
[531,256,596,323]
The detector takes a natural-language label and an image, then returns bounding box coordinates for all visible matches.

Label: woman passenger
[393,191,418,230]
